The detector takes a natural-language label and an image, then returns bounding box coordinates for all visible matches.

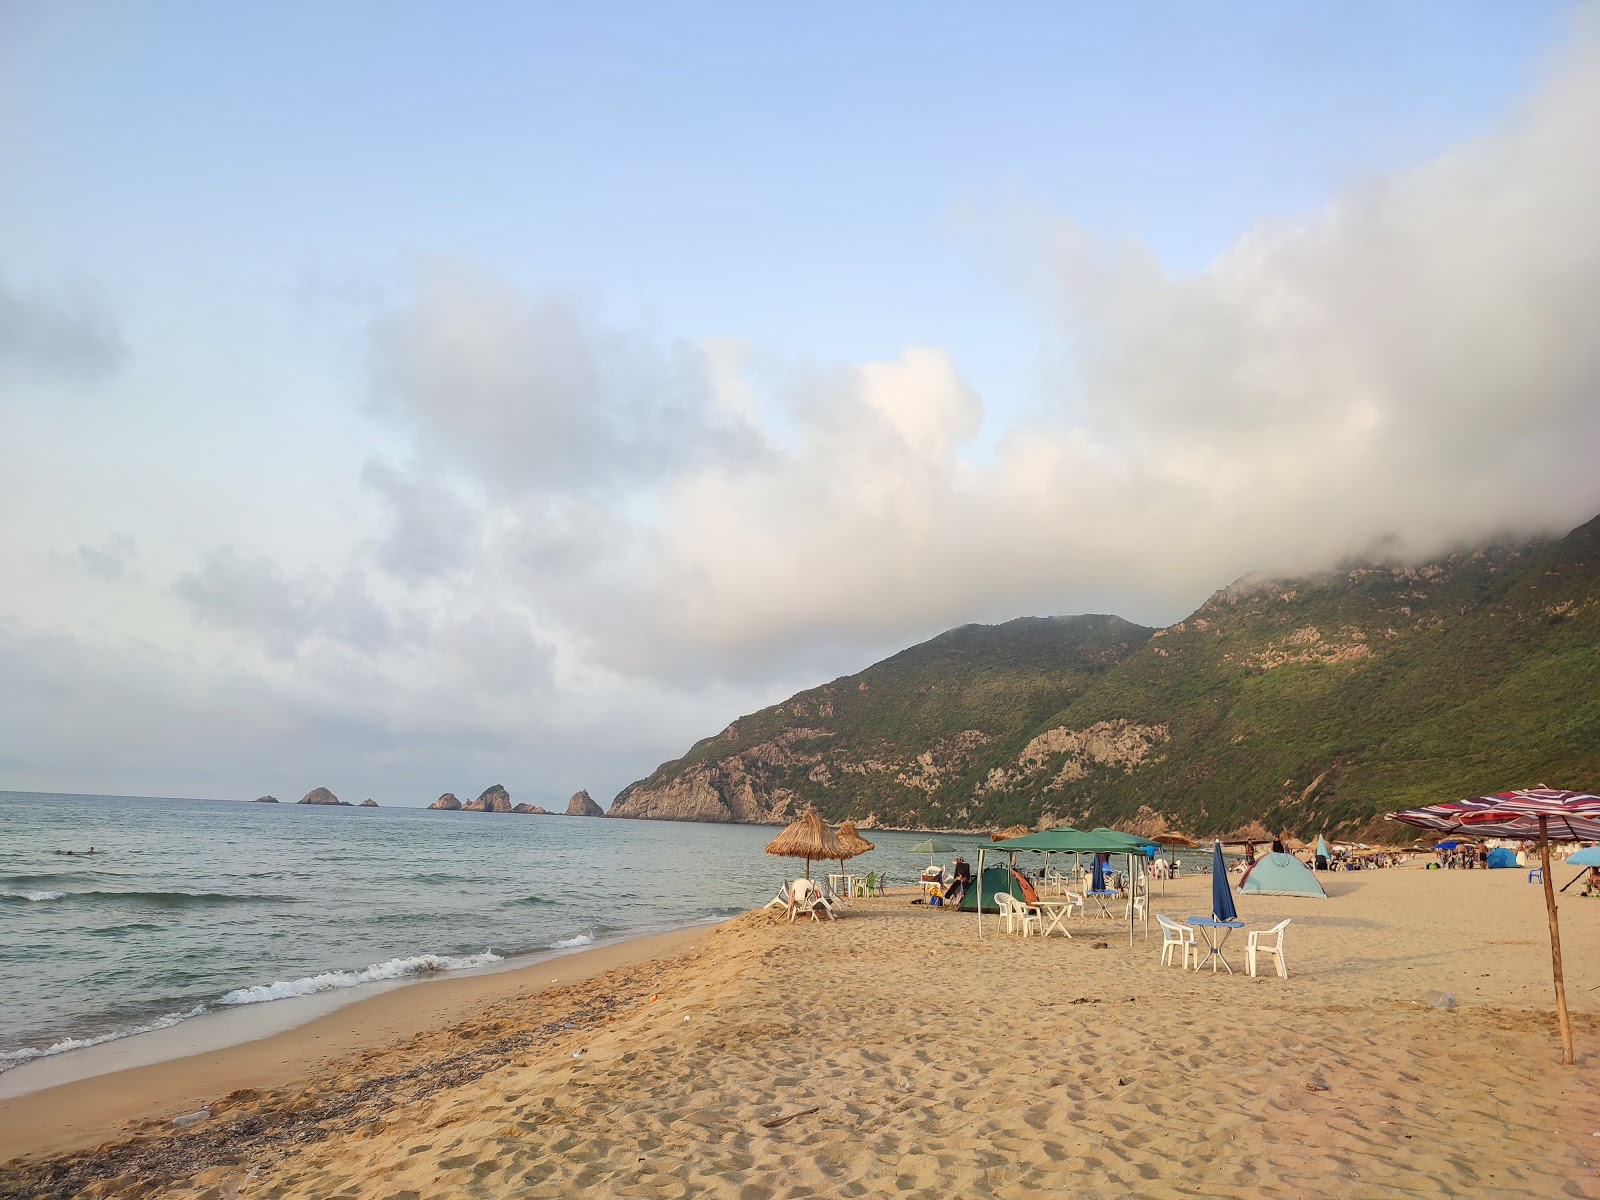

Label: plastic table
[1186,917,1246,973]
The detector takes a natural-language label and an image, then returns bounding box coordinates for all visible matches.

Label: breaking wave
[216,951,504,1006]
[1,889,66,902]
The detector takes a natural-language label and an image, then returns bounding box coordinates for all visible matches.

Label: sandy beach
[4,867,1599,1199]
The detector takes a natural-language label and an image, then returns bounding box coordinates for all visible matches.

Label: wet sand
[3,869,1598,1198]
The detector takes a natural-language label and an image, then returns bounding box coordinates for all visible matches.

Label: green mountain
[610,515,1600,838]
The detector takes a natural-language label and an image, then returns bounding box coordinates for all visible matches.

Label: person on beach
[1584,865,1600,897]
[1271,835,1286,854]
[940,856,972,906]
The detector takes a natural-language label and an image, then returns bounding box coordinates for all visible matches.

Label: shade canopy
[1390,789,1600,842]
[1566,846,1600,866]
[1153,832,1198,848]
[1389,789,1600,1066]
[835,821,875,858]
[765,809,844,878]
[989,827,1157,855]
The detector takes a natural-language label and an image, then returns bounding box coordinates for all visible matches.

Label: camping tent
[1486,847,1519,869]
[957,865,1028,913]
[1238,852,1328,898]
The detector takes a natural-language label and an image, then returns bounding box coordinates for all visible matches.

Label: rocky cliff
[299,787,345,806]
[512,803,549,814]
[359,799,378,807]
[253,795,278,803]
[428,793,462,811]
[463,784,512,813]
[565,789,605,817]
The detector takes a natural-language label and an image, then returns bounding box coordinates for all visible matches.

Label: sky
[3,2,1598,807]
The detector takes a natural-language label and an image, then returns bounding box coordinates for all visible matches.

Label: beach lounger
[1245,918,1292,978]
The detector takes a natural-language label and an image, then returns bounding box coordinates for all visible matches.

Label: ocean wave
[216,951,504,1006]
[0,1005,208,1072]
[508,894,554,906]
[75,890,300,907]
[0,889,65,902]
[0,949,505,1074]
[549,933,595,949]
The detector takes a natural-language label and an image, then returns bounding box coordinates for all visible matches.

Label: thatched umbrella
[992,824,1031,842]
[834,820,876,891]
[765,809,843,880]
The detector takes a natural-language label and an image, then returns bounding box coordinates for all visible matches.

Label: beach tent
[1486,846,1519,869]
[956,865,1027,913]
[1239,853,1328,898]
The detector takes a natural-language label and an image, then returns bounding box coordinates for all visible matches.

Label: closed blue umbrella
[1211,842,1238,922]
[1090,854,1107,892]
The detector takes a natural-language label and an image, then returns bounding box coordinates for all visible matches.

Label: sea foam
[1,889,66,902]
[216,951,504,1006]
[549,933,595,949]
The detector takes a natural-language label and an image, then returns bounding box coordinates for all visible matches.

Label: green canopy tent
[976,827,1158,945]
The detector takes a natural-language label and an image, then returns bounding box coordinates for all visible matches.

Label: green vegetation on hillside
[615,516,1600,837]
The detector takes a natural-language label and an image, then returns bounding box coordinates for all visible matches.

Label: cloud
[174,548,394,658]
[361,459,481,585]
[0,272,126,391]
[368,260,761,495]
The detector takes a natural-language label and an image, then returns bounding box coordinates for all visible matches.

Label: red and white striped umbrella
[1388,789,1600,842]
[1389,788,1600,1066]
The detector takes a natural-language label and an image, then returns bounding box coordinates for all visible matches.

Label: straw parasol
[765,809,843,879]
[827,819,874,894]
[1152,833,1198,848]
[836,820,875,859]
[992,825,1031,842]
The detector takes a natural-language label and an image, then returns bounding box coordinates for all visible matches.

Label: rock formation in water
[428,793,462,811]
[463,784,513,813]
[512,802,549,814]
[253,795,279,803]
[566,789,605,817]
[360,799,378,807]
[299,787,342,805]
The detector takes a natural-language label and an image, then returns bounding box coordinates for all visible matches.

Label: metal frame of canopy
[976,828,1157,945]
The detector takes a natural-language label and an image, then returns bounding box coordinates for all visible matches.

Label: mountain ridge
[610,515,1600,839]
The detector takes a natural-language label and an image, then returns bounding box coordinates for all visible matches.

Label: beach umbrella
[992,824,1032,842]
[1566,846,1600,866]
[1434,839,1462,850]
[765,809,844,880]
[1090,854,1107,893]
[833,821,875,885]
[1211,842,1238,922]
[1388,788,1600,1065]
[908,838,957,866]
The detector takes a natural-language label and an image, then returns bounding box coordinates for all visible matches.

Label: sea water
[0,791,1011,1073]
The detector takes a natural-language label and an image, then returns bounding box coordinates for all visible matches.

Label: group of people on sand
[929,856,972,907]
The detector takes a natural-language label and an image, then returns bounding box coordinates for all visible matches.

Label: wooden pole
[1539,816,1574,1065]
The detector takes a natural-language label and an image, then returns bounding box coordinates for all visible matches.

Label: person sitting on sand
[940,856,972,906]
[1585,865,1600,898]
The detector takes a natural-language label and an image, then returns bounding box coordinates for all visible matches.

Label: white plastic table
[1035,898,1077,938]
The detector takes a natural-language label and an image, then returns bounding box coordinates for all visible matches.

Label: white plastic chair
[1245,918,1291,977]
[996,893,1040,936]
[1157,914,1197,969]
[763,881,791,911]
[1061,890,1085,919]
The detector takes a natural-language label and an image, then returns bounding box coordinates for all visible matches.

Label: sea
[0,790,1041,1080]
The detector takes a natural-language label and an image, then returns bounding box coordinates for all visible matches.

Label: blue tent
[1486,847,1519,869]
[1239,852,1328,898]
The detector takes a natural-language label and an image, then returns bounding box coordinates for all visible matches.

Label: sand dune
[4,868,1598,1198]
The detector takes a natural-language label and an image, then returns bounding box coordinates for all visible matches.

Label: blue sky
[2,2,1597,804]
